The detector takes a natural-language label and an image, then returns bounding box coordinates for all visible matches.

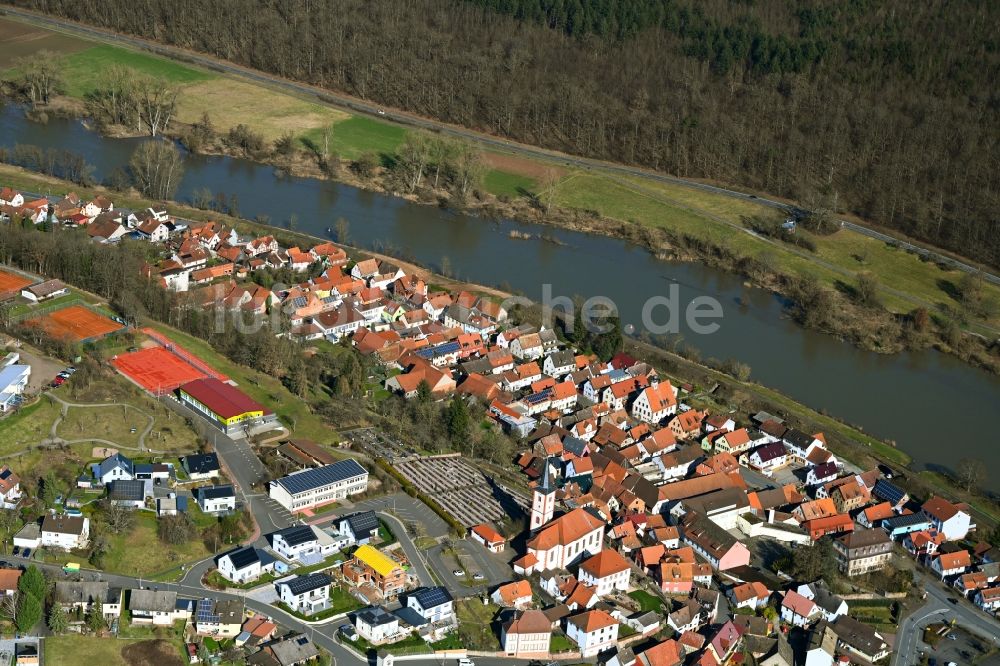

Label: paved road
[6,6,999,294]
[893,572,1000,666]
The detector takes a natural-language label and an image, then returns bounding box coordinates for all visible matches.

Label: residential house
[194,484,236,514]
[630,381,677,424]
[181,453,221,481]
[354,606,402,644]
[277,574,332,616]
[194,598,244,638]
[255,635,320,666]
[0,569,19,597]
[796,583,848,622]
[728,582,771,611]
[930,550,972,579]
[806,462,838,487]
[680,512,751,571]
[93,453,134,485]
[406,587,455,624]
[270,524,340,563]
[745,442,789,475]
[108,479,149,508]
[833,529,893,576]
[780,590,819,627]
[578,549,631,596]
[922,497,973,541]
[343,545,407,598]
[975,587,1000,612]
[336,511,380,546]
[491,580,533,609]
[501,609,551,658]
[129,589,189,625]
[40,514,89,550]
[0,466,22,508]
[566,609,619,658]
[831,616,891,663]
[706,620,745,665]
[217,546,274,584]
[53,582,123,619]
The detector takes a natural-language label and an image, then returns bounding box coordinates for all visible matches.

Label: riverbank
[0,161,995,528]
[17,92,1000,377]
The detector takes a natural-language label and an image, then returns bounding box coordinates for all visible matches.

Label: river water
[2,106,998,489]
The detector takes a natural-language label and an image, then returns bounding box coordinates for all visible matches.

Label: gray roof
[356,606,397,627]
[97,453,133,479]
[342,511,379,538]
[55,581,110,605]
[268,635,320,666]
[274,460,367,496]
[129,589,178,613]
[281,573,331,596]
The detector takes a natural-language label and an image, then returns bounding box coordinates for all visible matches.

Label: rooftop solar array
[196,598,219,624]
[283,573,331,595]
[413,586,453,609]
[872,479,907,505]
[275,525,316,547]
[225,546,260,570]
[344,511,379,536]
[276,459,368,495]
[198,484,235,500]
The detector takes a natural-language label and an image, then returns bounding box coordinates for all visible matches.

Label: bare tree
[135,76,178,137]
[104,502,134,534]
[956,458,985,493]
[13,51,65,106]
[129,140,185,199]
[0,590,17,625]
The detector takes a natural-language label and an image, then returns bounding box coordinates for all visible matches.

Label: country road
[4,5,999,293]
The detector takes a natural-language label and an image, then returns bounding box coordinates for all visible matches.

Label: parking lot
[926,626,1000,666]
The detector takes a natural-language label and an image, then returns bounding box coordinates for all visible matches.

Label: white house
[577,549,631,596]
[135,217,170,242]
[270,524,340,563]
[630,381,677,424]
[217,546,273,584]
[276,573,331,615]
[181,453,220,481]
[975,587,1000,612]
[128,589,189,626]
[0,466,22,508]
[796,583,848,622]
[501,610,551,658]
[406,587,455,624]
[930,551,971,579]
[92,453,134,486]
[20,279,68,303]
[566,609,619,658]
[336,511,380,547]
[543,350,576,378]
[354,606,402,644]
[195,485,236,514]
[922,497,973,541]
[727,582,771,611]
[781,590,819,627]
[806,462,839,486]
[744,442,789,475]
[40,514,89,550]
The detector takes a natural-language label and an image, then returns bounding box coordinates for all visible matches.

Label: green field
[58,44,214,97]
[484,169,536,197]
[300,115,409,160]
[44,635,137,666]
[628,589,665,613]
[0,398,60,453]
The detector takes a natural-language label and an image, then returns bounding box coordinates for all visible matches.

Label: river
[2,105,998,490]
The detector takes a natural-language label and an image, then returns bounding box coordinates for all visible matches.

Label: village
[0,183,999,666]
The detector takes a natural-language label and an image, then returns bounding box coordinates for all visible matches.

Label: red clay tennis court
[0,269,32,297]
[113,346,210,394]
[30,305,122,342]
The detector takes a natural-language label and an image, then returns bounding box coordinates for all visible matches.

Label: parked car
[11,546,20,556]
[338,624,358,641]
[452,569,465,577]
[472,572,485,581]
[21,549,31,559]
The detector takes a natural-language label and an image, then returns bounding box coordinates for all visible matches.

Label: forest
[5,0,1000,269]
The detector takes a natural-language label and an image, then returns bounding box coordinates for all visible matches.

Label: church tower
[530,458,557,531]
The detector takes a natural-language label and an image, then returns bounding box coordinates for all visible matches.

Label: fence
[141,327,229,382]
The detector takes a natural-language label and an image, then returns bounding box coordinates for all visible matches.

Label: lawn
[0,397,60,453]
[302,116,408,160]
[550,632,575,653]
[382,632,432,656]
[100,513,214,577]
[277,584,361,620]
[44,634,134,666]
[455,598,500,651]
[484,169,536,198]
[628,589,665,613]
[58,44,214,97]
[175,78,348,142]
[56,404,148,448]
[144,322,336,443]
[7,292,81,319]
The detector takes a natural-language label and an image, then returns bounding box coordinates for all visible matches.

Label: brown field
[175,78,348,141]
[0,17,91,68]
[483,150,567,180]
[0,268,33,296]
[121,640,185,666]
[29,304,122,342]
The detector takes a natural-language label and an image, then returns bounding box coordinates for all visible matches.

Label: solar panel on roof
[284,573,331,595]
[873,479,906,504]
[414,586,452,608]
[276,460,368,496]
[276,525,315,547]
[196,598,220,623]
[524,391,552,405]
[226,547,259,570]
[345,511,379,535]
[292,296,308,308]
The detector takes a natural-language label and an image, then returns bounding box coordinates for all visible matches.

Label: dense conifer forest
[10,0,999,267]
